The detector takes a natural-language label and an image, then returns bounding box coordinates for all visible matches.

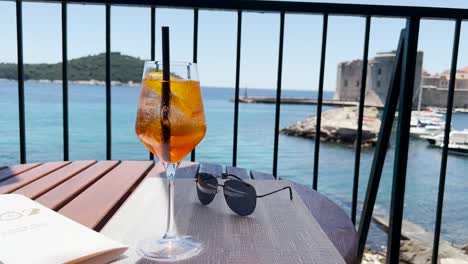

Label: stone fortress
[421,68,468,108]
[334,50,468,109]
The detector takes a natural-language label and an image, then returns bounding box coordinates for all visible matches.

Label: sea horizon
[0,78,331,92]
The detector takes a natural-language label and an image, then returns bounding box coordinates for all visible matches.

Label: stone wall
[335,51,423,107]
[335,51,468,108]
[422,75,468,90]
[368,51,423,107]
[421,87,468,108]
[423,76,448,88]
[366,53,396,106]
[334,60,362,101]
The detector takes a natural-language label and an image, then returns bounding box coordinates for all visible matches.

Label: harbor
[234,95,468,113]
[231,95,384,108]
[279,105,468,156]
[235,91,468,155]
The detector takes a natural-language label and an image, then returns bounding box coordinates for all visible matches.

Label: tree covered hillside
[0,52,145,83]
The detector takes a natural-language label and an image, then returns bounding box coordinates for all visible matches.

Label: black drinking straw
[161,26,171,161]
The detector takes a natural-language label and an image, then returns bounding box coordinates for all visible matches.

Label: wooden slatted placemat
[0,161,70,194]
[59,161,153,230]
[14,160,96,199]
[101,178,345,264]
[35,160,120,211]
[0,163,41,182]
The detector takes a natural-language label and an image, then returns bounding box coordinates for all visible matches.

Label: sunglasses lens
[197,173,218,205]
[223,180,256,216]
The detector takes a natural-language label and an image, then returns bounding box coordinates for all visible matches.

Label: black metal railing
[351,15,370,225]
[61,2,69,162]
[105,3,111,160]
[15,0,25,164]
[272,11,285,178]
[432,18,461,264]
[8,0,466,263]
[232,9,242,167]
[388,17,420,262]
[357,28,405,263]
[313,13,327,191]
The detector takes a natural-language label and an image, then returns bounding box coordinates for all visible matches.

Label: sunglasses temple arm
[257,186,293,200]
[219,173,244,181]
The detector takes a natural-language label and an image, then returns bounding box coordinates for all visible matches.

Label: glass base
[137,236,203,262]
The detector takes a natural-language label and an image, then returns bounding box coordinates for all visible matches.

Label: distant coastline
[0,52,144,84]
[0,78,141,87]
[0,78,333,91]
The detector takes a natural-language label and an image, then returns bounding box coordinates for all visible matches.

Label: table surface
[0,161,357,264]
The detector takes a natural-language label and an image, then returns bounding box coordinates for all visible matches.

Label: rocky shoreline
[280,106,381,147]
[372,216,468,264]
[362,248,385,264]
[361,216,468,264]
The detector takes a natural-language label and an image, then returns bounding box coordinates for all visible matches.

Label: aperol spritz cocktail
[135,61,206,261]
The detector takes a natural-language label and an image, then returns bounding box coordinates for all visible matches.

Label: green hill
[0,52,145,83]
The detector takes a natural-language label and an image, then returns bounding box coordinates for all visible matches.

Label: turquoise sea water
[1,80,468,250]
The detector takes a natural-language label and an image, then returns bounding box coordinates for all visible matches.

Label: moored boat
[447,144,468,156]
[454,108,468,113]
[410,118,445,138]
[423,130,468,156]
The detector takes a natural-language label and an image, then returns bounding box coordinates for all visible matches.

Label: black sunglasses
[196,172,293,216]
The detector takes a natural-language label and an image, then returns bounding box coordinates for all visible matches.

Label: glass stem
[163,162,177,239]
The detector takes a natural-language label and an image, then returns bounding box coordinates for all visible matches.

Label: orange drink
[135,71,206,162]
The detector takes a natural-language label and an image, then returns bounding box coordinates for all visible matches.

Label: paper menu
[0,194,127,264]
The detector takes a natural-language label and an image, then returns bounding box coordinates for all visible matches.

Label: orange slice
[146,71,179,81]
[144,72,198,118]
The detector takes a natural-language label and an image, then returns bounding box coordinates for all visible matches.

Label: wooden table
[0,161,357,263]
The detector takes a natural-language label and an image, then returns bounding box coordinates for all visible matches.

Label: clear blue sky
[1,0,468,90]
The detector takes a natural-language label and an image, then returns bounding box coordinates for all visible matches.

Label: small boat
[427,107,446,114]
[423,130,468,156]
[412,109,444,118]
[410,119,445,138]
[421,134,444,145]
[454,108,468,113]
[447,144,468,156]
[409,107,446,139]
[433,142,468,156]
[411,125,445,138]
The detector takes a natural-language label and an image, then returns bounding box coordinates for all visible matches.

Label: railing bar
[105,3,112,160]
[193,8,198,64]
[232,10,242,167]
[149,6,155,161]
[151,6,156,63]
[352,15,371,225]
[312,13,328,190]
[272,11,285,179]
[386,16,420,264]
[16,0,26,164]
[357,29,405,262]
[190,7,199,162]
[62,2,69,161]
[33,0,468,20]
[431,18,461,264]
[150,7,156,72]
